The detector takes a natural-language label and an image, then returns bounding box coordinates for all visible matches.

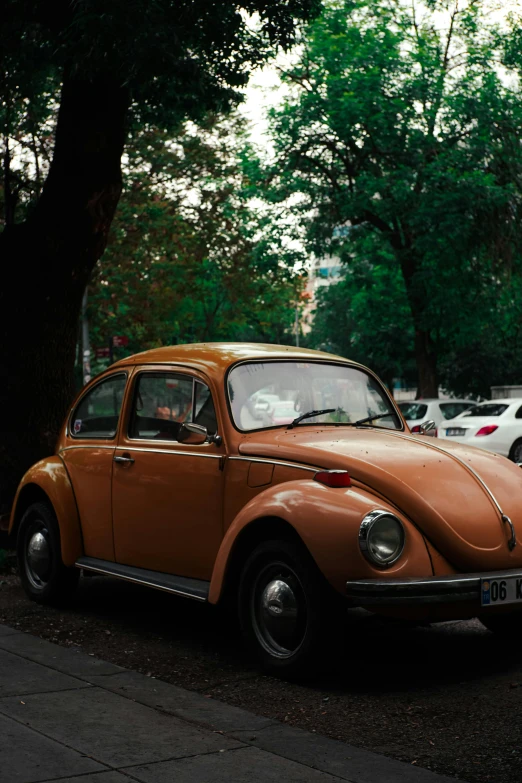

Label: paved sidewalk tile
[230,724,458,783]
[0,630,125,677]
[54,775,134,783]
[125,745,345,783]
[0,648,89,698]
[0,686,243,768]
[0,623,466,783]
[0,624,21,638]
[0,712,105,783]
[88,669,275,732]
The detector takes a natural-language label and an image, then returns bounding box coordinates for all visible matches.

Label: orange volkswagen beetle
[9,344,522,674]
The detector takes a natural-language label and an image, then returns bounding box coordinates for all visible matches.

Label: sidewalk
[0,622,464,783]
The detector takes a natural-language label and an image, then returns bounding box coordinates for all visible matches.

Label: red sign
[95,347,111,359]
[112,335,129,348]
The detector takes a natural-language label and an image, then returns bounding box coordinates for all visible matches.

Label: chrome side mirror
[178,422,208,445]
[420,419,436,435]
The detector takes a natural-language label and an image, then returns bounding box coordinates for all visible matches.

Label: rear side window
[71,374,127,439]
[439,402,473,420]
[462,404,508,417]
[398,402,428,421]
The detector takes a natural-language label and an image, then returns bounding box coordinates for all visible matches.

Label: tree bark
[0,72,129,517]
[414,328,438,399]
[398,248,439,399]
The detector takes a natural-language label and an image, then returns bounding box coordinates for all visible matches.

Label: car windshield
[397,402,428,421]
[461,403,509,417]
[227,361,401,432]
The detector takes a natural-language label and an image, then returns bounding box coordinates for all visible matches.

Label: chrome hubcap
[24,525,51,588]
[251,564,307,659]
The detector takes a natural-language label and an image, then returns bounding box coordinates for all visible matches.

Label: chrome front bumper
[346,568,522,605]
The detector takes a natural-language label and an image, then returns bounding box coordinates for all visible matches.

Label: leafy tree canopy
[266,0,522,397]
[87,114,303,373]
[0,0,321,514]
[308,235,416,390]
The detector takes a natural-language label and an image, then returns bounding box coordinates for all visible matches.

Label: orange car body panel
[12,343,522,619]
[236,428,522,571]
[209,479,432,603]
[9,457,83,566]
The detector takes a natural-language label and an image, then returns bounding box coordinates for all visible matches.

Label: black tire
[508,439,522,464]
[480,612,522,639]
[238,538,343,678]
[17,501,79,605]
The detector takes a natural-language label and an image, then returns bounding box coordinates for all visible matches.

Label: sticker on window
[73,419,82,435]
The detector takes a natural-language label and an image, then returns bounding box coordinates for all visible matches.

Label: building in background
[302,254,342,335]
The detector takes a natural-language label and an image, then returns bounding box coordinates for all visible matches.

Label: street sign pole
[81,288,91,385]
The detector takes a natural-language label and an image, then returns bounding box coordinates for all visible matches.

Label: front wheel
[17,501,79,605]
[508,439,522,464]
[238,538,343,677]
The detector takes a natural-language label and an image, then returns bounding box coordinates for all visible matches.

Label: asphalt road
[0,568,520,783]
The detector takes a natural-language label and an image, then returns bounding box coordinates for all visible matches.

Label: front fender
[209,478,432,603]
[9,457,83,567]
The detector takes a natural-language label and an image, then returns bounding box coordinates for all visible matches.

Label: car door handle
[113,455,135,465]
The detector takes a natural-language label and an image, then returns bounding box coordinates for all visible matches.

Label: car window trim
[68,371,128,441]
[126,369,217,445]
[225,358,404,434]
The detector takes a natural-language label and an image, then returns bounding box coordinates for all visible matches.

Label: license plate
[481,576,522,606]
[446,428,466,436]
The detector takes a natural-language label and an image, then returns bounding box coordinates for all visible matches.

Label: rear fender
[9,457,83,566]
[209,478,432,603]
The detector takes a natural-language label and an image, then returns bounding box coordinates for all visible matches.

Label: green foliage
[310,236,416,388]
[88,115,303,366]
[267,0,522,395]
[0,0,321,226]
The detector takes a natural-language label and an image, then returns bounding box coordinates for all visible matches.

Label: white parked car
[398,399,474,436]
[438,398,522,462]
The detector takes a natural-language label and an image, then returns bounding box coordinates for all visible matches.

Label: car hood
[238,427,522,570]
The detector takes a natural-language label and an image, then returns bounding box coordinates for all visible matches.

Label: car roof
[478,398,522,405]
[111,342,357,380]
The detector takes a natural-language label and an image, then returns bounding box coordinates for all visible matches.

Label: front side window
[227,361,401,432]
[129,373,217,441]
[71,374,127,439]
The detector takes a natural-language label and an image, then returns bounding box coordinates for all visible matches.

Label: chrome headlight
[359,510,405,566]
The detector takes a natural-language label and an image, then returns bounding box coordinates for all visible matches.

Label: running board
[75,557,209,602]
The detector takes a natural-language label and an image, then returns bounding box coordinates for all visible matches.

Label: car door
[111,368,225,580]
[60,372,129,562]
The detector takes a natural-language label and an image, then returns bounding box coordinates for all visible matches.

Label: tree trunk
[398,248,439,399]
[414,328,438,398]
[0,72,129,517]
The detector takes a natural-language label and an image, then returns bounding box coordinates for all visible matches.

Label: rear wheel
[17,501,79,605]
[508,439,522,463]
[238,538,343,677]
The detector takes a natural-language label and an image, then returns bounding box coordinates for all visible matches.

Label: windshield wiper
[288,408,336,429]
[355,413,392,426]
